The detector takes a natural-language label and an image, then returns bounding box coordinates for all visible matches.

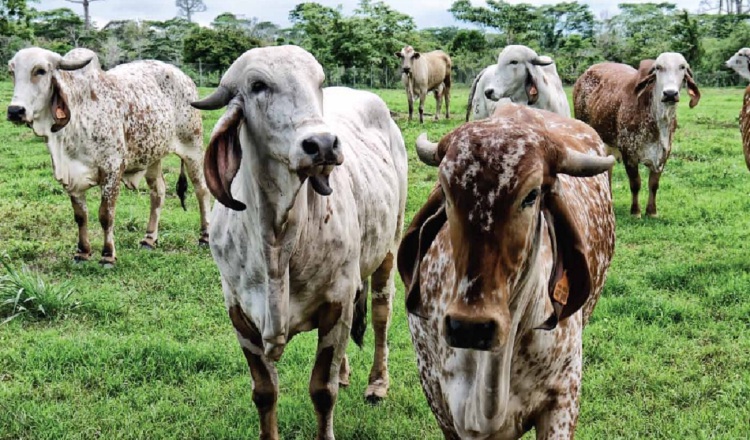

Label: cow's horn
[191,86,234,110]
[557,149,615,177]
[531,55,554,66]
[58,56,94,71]
[416,133,441,166]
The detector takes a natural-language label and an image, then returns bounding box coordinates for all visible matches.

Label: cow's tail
[466,67,487,122]
[177,160,189,211]
[351,280,369,348]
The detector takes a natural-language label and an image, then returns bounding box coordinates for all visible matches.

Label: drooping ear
[543,187,592,321]
[50,74,71,133]
[685,67,701,108]
[524,63,541,105]
[395,51,403,58]
[634,60,656,97]
[204,98,246,211]
[397,184,446,318]
[412,52,421,60]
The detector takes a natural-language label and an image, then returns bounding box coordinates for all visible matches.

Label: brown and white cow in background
[400,104,615,439]
[574,52,701,218]
[6,47,211,266]
[725,48,750,171]
[395,45,452,123]
[191,45,408,440]
[466,45,570,121]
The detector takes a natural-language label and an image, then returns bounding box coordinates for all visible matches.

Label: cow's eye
[251,81,268,93]
[34,68,46,76]
[509,60,519,65]
[679,65,685,70]
[521,188,539,208]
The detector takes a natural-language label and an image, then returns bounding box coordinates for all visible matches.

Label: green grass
[0,83,749,439]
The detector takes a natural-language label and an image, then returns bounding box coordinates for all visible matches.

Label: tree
[183,26,260,71]
[450,0,537,45]
[175,0,206,23]
[1,0,34,38]
[64,0,103,30]
[32,8,86,51]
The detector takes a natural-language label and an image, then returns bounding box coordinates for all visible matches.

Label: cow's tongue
[309,174,332,196]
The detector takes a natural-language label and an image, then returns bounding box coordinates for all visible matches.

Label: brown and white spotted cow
[399,104,615,439]
[6,47,211,266]
[191,45,407,440]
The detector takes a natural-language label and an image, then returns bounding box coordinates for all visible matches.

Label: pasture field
[0,82,749,440]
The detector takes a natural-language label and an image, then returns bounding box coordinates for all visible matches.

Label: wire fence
[173,62,485,89]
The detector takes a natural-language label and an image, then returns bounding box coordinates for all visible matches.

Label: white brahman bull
[191,45,408,440]
[467,45,569,121]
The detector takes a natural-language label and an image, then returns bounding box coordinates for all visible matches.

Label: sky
[38,0,705,29]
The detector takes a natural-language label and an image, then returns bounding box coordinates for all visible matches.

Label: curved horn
[416,133,441,166]
[58,56,93,71]
[557,149,615,177]
[191,86,234,110]
[531,55,554,66]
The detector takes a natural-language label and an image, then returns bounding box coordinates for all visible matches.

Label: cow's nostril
[7,105,26,121]
[302,138,320,156]
[444,315,498,351]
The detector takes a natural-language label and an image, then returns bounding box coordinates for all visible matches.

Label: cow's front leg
[365,251,394,403]
[645,169,661,218]
[624,161,641,218]
[229,306,280,440]
[433,89,443,121]
[418,92,427,124]
[140,162,165,249]
[310,300,353,440]
[98,171,121,267]
[70,193,91,261]
[407,91,415,122]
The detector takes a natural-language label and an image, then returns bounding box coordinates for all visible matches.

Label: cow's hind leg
[98,171,122,267]
[365,251,394,403]
[444,81,451,119]
[645,169,661,218]
[70,193,91,262]
[229,306,280,440]
[175,142,211,245]
[310,300,352,440]
[624,161,642,218]
[140,162,165,250]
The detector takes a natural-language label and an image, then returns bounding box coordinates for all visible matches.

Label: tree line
[2,0,750,87]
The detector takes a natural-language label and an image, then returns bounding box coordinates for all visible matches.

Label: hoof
[339,378,350,388]
[364,378,389,404]
[630,212,642,219]
[365,394,384,405]
[73,253,91,263]
[646,211,658,218]
[198,239,209,248]
[140,242,155,251]
[99,256,116,268]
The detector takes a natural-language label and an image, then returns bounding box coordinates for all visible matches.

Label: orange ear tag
[55,107,66,119]
[688,89,696,97]
[553,271,569,305]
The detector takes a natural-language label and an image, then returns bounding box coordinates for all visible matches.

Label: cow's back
[421,50,451,91]
[573,63,634,146]
[323,87,408,278]
[105,61,201,165]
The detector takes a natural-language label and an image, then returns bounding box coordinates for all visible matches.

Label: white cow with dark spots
[6,47,210,266]
[191,45,407,440]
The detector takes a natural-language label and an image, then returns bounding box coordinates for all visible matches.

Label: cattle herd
[5,42,750,439]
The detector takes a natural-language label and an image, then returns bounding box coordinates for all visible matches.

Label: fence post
[198,60,203,88]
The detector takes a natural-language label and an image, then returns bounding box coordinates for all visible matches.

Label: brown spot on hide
[228,305,262,345]
[317,302,343,338]
[90,89,98,101]
[371,252,394,292]
[310,346,335,413]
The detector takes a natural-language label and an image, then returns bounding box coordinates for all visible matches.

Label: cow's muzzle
[6,105,26,124]
[661,89,679,104]
[444,315,498,350]
[299,133,343,196]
